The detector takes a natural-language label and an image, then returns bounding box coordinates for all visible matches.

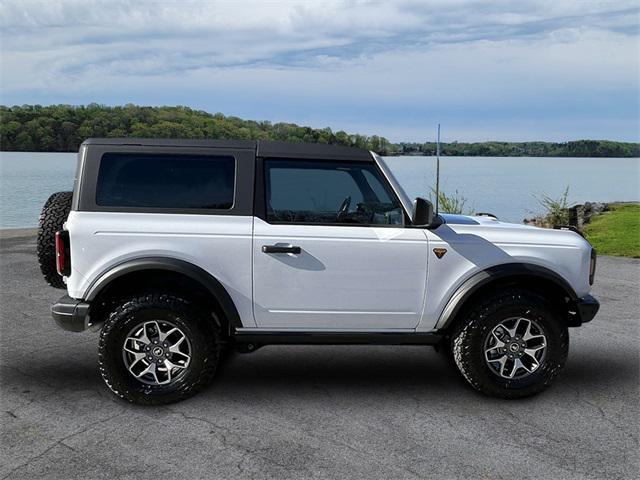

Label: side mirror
[412,197,435,226]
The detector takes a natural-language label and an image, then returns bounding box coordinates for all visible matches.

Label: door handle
[262,245,301,254]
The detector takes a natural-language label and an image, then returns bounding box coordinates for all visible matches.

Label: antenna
[435,123,441,215]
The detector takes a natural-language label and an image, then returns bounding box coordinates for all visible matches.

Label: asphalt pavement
[1,229,638,479]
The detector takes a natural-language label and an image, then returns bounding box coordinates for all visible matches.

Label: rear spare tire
[37,191,73,288]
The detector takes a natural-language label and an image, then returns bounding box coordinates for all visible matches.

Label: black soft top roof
[81,138,372,161]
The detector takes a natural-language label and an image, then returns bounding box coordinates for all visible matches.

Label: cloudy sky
[1,0,638,142]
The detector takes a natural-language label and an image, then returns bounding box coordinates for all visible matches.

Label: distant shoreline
[2,104,639,158]
[1,150,638,159]
[384,152,640,158]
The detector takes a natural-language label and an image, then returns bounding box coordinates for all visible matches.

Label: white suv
[38,138,599,405]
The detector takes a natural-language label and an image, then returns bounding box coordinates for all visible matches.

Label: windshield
[371,152,414,216]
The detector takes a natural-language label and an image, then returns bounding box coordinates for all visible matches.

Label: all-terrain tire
[98,293,221,405]
[452,289,569,399]
[37,191,73,288]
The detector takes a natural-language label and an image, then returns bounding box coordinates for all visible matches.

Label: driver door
[252,158,429,330]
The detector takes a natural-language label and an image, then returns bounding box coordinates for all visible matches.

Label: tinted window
[96,153,235,209]
[265,159,403,225]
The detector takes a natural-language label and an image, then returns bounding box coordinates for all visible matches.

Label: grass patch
[584,204,640,258]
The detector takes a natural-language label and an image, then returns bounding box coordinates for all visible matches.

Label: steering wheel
[337,195,351,220]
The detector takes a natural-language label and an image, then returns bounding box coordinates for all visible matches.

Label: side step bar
[232,330,443,346]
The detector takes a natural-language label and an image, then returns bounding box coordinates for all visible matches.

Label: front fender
[435,263,579,330]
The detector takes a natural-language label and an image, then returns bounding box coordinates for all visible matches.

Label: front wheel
[98,293,221,405]
[452,289,568,399]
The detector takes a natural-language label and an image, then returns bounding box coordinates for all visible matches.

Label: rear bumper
[575,294,600,324]
[51,295,90,332]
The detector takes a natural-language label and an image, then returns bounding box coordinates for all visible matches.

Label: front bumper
[51,295,90,332]
[575,294,600,324]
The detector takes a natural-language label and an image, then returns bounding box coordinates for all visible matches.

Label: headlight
[589,248,597,285]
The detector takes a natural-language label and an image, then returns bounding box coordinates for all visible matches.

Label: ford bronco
[37,138,599,405]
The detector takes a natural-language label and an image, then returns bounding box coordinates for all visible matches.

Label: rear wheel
[37,191,72,288]
[452,289,568,398]
[98,293,221,405]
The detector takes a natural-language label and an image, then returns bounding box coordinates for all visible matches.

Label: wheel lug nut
[147,356,153,360]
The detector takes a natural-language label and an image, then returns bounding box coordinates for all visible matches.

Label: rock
[569,202,608,229]
[525,202,610,230]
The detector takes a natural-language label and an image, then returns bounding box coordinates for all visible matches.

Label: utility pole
[435,124,441,215]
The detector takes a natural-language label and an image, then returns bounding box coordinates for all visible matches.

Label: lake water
[0,151,638,228]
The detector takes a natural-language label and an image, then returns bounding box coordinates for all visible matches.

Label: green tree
[1,104,638,157]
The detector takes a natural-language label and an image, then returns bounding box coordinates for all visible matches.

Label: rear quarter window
[95,153,235,209]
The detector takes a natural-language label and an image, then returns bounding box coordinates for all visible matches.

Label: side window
[265,159,404,225]
[96,153,235,209]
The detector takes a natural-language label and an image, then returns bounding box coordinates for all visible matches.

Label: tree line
[396,140,640,157]
[1,104,638,157]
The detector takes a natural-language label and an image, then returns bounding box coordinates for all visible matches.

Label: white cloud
[0,0,638,141]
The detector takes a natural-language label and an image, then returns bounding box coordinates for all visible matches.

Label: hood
[441,213,539,230]
[439,213,589,248]
[441,213,503,226]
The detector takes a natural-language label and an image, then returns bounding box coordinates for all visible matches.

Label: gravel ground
[1,229,638,480]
